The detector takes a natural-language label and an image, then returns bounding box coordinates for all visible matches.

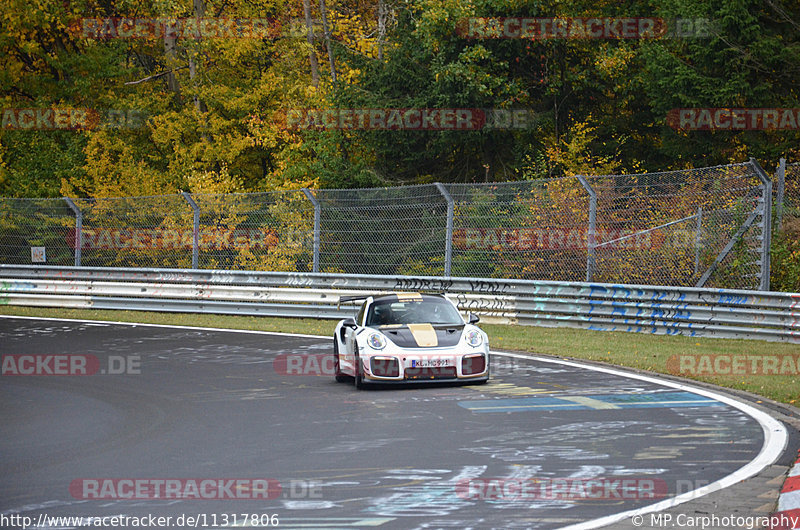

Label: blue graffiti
[589,285,608,297]
[716,291,749,305]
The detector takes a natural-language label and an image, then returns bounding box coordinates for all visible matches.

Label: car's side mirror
[468,313,480,325]
[342,317,358,329]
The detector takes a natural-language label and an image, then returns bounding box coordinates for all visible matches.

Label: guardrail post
[181,192,200,269]
[776,158,785,230]
[694,206,703,275]
[576,175,597,282]
[434,183,453,277]
[301,188,321,273]
[750,158,772,291]
[63,198,82,267]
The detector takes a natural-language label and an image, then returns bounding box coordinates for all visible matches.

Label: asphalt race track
[0,317,777,529]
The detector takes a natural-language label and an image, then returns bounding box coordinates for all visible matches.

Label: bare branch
[124,65,189,85]
[763,0,800,31]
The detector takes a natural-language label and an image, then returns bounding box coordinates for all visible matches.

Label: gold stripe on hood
[407,323,438,347]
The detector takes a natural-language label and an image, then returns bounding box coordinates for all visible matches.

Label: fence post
[180,192,200,269]
[434,183,453,277]
[694,206,703,275]
[776,158,785,230]
[63,198,82,267]
[750,158,772,291]
[301,188,320,273]
[576,175,597,282]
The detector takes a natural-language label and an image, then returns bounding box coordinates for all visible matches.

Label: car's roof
[371,292,447,303]
[338,293,449,306]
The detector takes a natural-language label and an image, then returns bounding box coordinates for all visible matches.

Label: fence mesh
[315,184,448,276]
[0,161,780,290]
[783,162,800,218]
[0,198,76,266]
[589,163,765,288]
[194,190,315,272]
[445,178,590,281]
[72,195,193,269]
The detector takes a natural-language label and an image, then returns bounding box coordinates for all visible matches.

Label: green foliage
[770,216,800,292]
[3,0,799,196]
[1,0,799,290]
[639,0,800,165]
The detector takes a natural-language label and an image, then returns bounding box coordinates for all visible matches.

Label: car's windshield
[366,298,463,326]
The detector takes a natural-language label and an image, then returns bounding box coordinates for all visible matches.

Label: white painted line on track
[0,314,325,339]
[494,350,789,530]
[0,314,790,529]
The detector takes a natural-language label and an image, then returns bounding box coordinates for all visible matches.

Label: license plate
[410,359,452,368]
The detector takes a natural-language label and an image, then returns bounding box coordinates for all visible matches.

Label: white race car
[333,293,490,388]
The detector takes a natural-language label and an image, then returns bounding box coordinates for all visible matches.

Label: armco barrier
[0,265,798,343]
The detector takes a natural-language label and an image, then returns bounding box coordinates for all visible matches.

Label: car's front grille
[404,367,458,380]
[462,354,486,375]
[370,357,399,377]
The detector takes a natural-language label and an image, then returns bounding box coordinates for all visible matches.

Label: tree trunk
[318,0,336,83]
[163,33,181,94]
[303,0,320,86]
[377,0,388,60]
[189,0,208,113]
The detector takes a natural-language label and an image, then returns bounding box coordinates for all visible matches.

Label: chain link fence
[193,190,314,272]
[0,198,75,266]
[445,177,591,282]
[590,162,767,289]
[73,195,193,269]
[771,159,799,292]
[0,160,781,290]
[777,160,800,226]
[316,184,448,276]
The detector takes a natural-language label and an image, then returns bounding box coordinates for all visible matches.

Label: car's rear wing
[338,295,371,304]
[337,294,372,310]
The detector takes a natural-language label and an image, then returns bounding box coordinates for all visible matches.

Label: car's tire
[354,351,364,390]
[333,339,348,383]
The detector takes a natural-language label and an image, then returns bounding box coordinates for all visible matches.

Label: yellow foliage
[544,118,622,177]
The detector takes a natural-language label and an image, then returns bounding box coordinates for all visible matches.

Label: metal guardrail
[1,265,798,343]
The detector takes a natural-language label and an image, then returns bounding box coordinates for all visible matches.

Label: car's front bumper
[361,374,490,385]
[359,346,490,383]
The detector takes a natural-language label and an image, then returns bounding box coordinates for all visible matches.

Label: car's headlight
[465,329,483,347]
[368,332,387,350]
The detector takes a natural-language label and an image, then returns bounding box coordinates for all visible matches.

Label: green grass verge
[1,305,798,405]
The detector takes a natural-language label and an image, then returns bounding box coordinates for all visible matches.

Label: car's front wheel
[354,350,365,390]
[333,339,348,383]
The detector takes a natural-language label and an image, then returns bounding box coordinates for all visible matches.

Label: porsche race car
[333,293,490,388]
